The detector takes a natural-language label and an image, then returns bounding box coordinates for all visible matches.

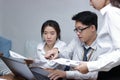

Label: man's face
[74,21,95,45]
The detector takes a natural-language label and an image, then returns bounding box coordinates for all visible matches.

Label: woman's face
[90,0,109,10]
[43,26,57,46]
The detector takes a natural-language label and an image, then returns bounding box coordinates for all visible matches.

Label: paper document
[0,78,7,80]
[51,58,80,67]
[9,50,27,59]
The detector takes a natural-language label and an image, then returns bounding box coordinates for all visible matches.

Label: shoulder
[37,42,45,49]
[106,4,120,17]
[56,39,66,45]
[70,36,82,44]
[53,40,66,49]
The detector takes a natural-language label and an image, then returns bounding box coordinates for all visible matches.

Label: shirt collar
[37,39,60,50]
[100,3,111,15]
[82,39,97,50]
[37,42,45,51]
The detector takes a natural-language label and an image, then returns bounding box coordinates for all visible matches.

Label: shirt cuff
[87,61,100,72]
[66,71,75,79]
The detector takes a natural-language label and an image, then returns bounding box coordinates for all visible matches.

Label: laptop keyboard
[32,71,50,80]
[30,67,50,80]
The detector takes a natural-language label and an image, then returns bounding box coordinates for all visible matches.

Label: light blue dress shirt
[59,37,104,80]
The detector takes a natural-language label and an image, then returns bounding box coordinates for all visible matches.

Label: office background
[0,0,103,55]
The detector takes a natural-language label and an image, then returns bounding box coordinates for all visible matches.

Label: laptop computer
[0,56,50,80]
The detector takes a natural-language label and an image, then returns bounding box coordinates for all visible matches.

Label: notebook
[0,56,50,80]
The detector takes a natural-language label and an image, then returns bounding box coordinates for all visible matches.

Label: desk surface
[0,74,25,80]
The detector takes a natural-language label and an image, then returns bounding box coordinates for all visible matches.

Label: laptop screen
[1,56,36,80]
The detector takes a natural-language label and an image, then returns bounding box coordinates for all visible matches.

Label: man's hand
[74,62,89,74]
[45,48,59,60]
[0,52,3,57]
[24,59,34,66]
[46,69,66,80]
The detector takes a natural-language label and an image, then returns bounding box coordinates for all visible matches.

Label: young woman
[29,20,66,70]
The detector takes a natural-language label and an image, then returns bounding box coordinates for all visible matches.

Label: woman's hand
[45,48,59,60]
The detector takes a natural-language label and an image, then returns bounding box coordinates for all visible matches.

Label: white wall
[1,0,102,55]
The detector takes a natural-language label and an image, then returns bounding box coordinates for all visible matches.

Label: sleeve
[33,42,63,69]
[87,49,120,72]
[107,9,120,48]
[54,40,67,52]
[66,70,98,80]
[87,9,120,72]
[0,59,11,75]
[59,38,77,59]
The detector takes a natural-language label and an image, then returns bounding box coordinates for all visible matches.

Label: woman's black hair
[41,20,61,40]
[110,0,120,8]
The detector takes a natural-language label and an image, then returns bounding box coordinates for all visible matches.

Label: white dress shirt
[87,4,120,72]
[59,37,103,80]
[31,39,66,70]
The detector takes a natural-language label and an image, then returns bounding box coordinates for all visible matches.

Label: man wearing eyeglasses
[45,11,103,80]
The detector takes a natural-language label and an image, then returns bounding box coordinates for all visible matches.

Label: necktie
[83,47,91,61]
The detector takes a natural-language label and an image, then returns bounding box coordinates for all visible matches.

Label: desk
[0,74,25,80]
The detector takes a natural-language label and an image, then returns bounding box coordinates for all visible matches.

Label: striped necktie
[83,47,91,61]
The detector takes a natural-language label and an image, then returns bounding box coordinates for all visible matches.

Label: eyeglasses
[74,26,90,33]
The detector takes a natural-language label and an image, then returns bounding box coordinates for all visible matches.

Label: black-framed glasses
[74,26,90,33]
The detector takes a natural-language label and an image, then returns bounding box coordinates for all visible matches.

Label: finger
[51,74,60,80]
[74,67,80,72]
[48,72,55,78]
[54,75,61,80]
[48,73,57,80]
[45,51,55,59]
[52,54,58,59]
[44,53,50,58]
[49,55,54,60]
[74,65,79,69]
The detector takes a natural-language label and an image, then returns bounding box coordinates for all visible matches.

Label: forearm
[66,70,98,80]
[88,50,120,72]
[59,52,71,59]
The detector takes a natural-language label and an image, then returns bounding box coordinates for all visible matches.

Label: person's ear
[90,25,96,31]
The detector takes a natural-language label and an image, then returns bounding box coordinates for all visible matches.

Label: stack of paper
[9,50,27,59]
[51,58,80,67]
[0,78,7,80]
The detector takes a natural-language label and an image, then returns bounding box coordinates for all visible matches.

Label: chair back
[0,36,12,57]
